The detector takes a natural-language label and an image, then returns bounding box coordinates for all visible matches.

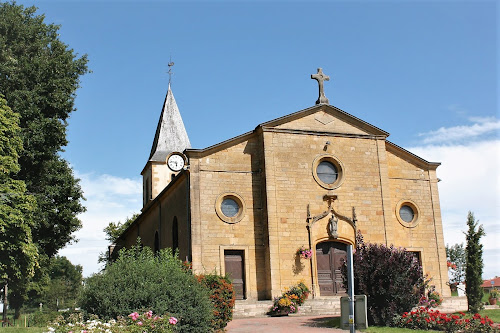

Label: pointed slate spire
[149,84,191,162]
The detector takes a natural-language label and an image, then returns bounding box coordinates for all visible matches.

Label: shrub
[196,273,236,330]
[341,231,425,326]
[79,245,213,333]
[28,310,61,327]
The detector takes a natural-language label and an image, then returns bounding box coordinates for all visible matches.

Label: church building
[116,68,450,300]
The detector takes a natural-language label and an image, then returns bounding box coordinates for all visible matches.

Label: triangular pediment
[260,104,389,137]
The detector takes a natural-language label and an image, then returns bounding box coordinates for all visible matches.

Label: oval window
[221,198,240,217]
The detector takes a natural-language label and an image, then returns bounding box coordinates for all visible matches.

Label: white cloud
[58,172,142,277]
[418,117,500,145]
[408,139,500,279]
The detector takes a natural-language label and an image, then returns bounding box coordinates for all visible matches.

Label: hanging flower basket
[297,246,312,259]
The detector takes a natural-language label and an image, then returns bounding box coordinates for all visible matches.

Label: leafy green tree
[41,256,83,310]
[0,1,88,258]
[0,2,88,314]
[98,214,139,266]
[446,243,466,286]
[464,211,485,313]
[0,95,38,320]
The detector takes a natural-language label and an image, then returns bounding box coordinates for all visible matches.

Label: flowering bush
[419,282,443,308]
[283,280,310,306]
[447,261,457,270]
[46,311,178,333]
[268,295,298,316]
[196,274,235,330]
[268,280,310,316]
[393,307,500,332]
[297,246,312,259]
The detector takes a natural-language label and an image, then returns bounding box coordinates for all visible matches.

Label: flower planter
[488,298,497,305]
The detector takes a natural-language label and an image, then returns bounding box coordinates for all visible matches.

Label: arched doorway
[316,241,347,296]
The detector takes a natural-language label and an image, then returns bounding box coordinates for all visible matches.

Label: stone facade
[118,99,450,301]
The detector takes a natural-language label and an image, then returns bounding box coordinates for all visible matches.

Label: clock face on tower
[167,153,185,171]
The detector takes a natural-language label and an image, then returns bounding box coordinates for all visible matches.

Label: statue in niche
[328,214,339,239]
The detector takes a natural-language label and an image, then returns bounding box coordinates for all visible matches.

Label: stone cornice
[386,141,441,170]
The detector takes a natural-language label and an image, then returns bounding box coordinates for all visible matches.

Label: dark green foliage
[41,256,83,310]
[0,1,88,258]
[342,231,425,326]
[79,245,214,333]
[98,214,139,266]
[28,310,62,327]
[196,274,236,330]
[446,243,466,285]
[0,1,88,315]
[465,211,485,313]
[0,95,38,293]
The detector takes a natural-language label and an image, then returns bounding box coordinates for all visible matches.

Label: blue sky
[14,0,498,279]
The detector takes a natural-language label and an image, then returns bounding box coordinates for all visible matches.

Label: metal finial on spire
[311,68,330,105]
[168,60,174,85]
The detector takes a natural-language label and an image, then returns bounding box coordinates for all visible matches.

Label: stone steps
[233,296,471,318]
[233,297,342,318]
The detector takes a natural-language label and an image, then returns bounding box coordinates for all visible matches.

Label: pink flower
[129,312,140,321]
[169,317,178,325]
[145,310,153,319]
[137,321,143,326]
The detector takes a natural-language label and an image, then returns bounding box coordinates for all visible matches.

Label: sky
[13,0,498,280]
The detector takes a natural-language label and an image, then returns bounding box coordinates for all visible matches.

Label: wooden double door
[316,241,347,296]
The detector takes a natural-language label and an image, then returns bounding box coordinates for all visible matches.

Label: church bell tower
[141,79,191,207]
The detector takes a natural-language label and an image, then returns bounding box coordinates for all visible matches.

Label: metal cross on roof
[168,60,174,85]
[311,68,330,105]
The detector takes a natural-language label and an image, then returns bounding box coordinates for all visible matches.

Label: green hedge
[79,245,214,333]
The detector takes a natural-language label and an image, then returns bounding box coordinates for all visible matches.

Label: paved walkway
[226,315,360,332]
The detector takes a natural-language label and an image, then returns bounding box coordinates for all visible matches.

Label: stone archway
[315,241,347,296]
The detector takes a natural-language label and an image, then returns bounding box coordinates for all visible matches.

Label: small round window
[215,193,246,224]
[317,161,338,184]
[396,200,420,228]
[221,198,239,217]
[399,205,414,222]
[312,154,345,189]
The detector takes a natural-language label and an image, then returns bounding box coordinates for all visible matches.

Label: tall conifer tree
[464,211,485,313]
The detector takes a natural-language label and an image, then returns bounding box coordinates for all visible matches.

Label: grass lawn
[480,309,500,322]
[0,329,45,333]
